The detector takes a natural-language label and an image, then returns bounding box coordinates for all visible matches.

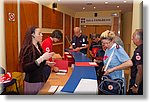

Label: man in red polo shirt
[42,30,63,61]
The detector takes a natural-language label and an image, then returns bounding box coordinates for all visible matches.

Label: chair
[0,66,19,94]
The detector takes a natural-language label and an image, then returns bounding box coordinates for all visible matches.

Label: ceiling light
[123,1,127,3]
[117,6,119,8]
[111,13,118,16]
[105,1,108,4]
[83,7,85,10]
[94,6,96,9]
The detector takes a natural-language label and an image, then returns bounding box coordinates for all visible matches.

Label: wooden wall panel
[64,14,71,49]
[20,1,39,46]
[72,17,74,37]
[42,6,51,28]
[75,18,80,27]
[42,6,63,29]
[113,17,119,35]
[52,44,63,56]
[95,25,111,34]
[4,1,18,72]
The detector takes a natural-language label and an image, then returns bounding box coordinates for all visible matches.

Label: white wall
[0,0,6,69]
[130,0,143,56]
[122,12,132,55]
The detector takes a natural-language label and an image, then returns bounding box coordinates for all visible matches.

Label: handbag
[99,44,124,95]
[99,75,124,95]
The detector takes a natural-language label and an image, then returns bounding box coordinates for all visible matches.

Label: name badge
[82,44,86,46]
[72,43,75,45]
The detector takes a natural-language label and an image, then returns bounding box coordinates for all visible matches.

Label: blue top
[103,43,130,79]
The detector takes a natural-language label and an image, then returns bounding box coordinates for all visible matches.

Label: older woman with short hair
[100,30,133,94]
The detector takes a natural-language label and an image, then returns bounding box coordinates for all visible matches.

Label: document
[73,79,98,94]
[56,73,66,76]
[48,86,59,93]
[89,62,98,66]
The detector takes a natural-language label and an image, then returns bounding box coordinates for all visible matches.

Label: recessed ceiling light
[105,1,108,4]
[94,6,96,9]
[123,1,127,3]
[83,7,85,10]
[117,6,119,8]
[58,0,60,1]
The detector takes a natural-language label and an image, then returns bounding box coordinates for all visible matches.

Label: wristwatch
[134,83,138,88]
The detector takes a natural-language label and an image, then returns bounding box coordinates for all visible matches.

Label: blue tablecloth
[61,52,97,93]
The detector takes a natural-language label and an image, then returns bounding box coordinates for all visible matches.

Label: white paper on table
[58,70,67,73]
[48,86,58,93]
[73,79,98,95]
[89,62,97,66]
[56,72,66,76]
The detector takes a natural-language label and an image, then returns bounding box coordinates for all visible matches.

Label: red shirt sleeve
[42,38,53,61]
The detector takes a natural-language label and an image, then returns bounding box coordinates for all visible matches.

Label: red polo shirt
[42,37,53,61]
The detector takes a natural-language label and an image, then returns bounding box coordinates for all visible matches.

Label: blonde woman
[100,30,133,94]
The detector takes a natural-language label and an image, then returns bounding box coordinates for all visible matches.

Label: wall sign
[80,17,112,25]
[8,12,15,22]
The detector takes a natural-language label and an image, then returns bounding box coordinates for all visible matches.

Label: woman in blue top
[100,30,133,80]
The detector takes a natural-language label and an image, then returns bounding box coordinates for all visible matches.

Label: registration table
[38,52,98,95]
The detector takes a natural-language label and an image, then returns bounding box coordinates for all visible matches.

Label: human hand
[69,46,73,49]
[73,47,80,52]
[103,68,114,75]
[42,52,55,61]
[130,86,138,93]
[52,66,59,73]
[46,61,56,67]
[93,59,97,62]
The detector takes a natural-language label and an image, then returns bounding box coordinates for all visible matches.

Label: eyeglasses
[102,41,111,46]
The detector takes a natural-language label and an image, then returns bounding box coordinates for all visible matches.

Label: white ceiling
[41,0,133,13]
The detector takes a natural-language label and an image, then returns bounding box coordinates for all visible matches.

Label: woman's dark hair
[19,26,39,69]
[50,30,63,40]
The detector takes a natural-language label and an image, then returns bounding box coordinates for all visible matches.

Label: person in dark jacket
[19,26,54,95]
[89,33,102,61]
[128,29,143,95]
[69,27,89,55]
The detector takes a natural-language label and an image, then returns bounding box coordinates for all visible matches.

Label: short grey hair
[135,29,143,41]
